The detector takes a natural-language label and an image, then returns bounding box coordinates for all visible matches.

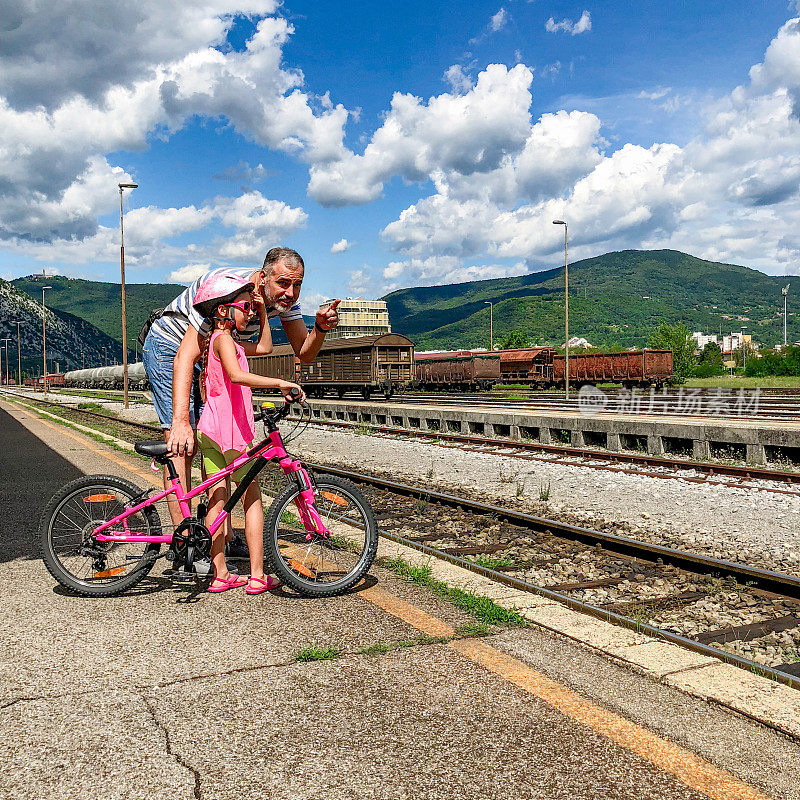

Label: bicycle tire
[40,474,162,597]
[264,473,378,597]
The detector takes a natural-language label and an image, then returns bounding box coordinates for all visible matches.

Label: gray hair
[262,247,304,275]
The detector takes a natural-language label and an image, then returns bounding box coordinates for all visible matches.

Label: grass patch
[539,481,551,501]
[294,645,340,662]
[379,556,527,627]
[683,375,800,389]
[354,423,375,436]
[77,401,103,412]
[358,622,490,656]
[468,554,515,569]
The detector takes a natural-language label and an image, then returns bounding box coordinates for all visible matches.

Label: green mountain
[12,276,181,352]
[382,249,795,350]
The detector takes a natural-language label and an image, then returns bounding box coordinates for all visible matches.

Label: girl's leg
[207,483,232,579]
[239,480,265,580]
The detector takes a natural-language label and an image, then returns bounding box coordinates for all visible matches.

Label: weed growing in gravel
[77,401,103,412]
[414,498,430,514]
[469,554,515,570]
[425,464,435,479]
[539,482,551,501]
[294,645,340,662]
[785,649,800,663]
[515,480,525,498]
[379,556,527,626]
[354,422,375,436]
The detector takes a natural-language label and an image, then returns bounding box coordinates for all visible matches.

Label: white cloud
[545,11,591,35]
[169,264,212,283]
[490,8,509,32]
[443,64,474,94]
[330,238,352,253]
[213,161,269,183]
[0,4,347,254]
[377,17,800,276]
[382,256,528,291]
[308,64,534,206]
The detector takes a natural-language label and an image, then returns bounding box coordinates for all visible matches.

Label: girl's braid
[199,328,212,404]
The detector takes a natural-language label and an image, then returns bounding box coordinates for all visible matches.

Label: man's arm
[168,327,203,456]
[283,299,340,363]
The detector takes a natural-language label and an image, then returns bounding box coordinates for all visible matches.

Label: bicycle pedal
[170,568,197,583]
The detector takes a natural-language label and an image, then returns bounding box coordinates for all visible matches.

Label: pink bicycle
[40,397,378,597]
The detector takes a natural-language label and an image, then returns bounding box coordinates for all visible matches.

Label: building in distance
[320,297,391,340]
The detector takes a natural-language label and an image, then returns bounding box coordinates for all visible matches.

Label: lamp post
[119,181,138,409]
[484,301,494,351]
[782,284,790,347]
[16,321,22,386]
[0,339,11,386]
[41,285,52,393]
[552,220,569,399]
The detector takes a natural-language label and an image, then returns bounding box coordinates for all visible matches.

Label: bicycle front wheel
[264,474,378,597]
[40,474,162,597]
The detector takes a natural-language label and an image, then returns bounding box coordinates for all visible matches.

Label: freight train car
[552,349,672,388]
[249,333,414,399]
[414,351,501,390]
[64,362,149,390]
[498,348,557,385]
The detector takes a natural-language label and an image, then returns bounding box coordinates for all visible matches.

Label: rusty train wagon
[414,351,501,390]
[248,333,414,399]
[552,349,673,388]
[498,347,557,385]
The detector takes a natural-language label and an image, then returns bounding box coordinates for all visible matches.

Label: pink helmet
[193,272,254,318]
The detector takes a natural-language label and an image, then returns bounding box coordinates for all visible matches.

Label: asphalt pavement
[2,398,799,800]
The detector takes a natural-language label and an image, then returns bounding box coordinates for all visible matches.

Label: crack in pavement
[0,631,492,712]
[141,693,203,800]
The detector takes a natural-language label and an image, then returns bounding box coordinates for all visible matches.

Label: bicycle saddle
[134,440,170,461]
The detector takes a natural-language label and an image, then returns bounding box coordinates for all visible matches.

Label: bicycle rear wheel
[40,474,162,597]
[264,474,378,597]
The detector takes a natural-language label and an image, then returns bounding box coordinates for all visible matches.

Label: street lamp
[0,339,11,386]
[484,301,494,351]
[41,285,52,393]
[782,284,790,347]
[16,321,22,386]
[119,181,138,409]
[552,220,569,400]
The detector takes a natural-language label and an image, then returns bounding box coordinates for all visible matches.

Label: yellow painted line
[358,585,456,637]
[446,640,771,800]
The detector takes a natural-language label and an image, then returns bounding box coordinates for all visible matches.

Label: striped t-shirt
[149,267,304,348]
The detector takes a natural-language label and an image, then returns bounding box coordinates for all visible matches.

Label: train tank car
[249,333,414,399]
[414,351,501,390]
[552,349,673,388]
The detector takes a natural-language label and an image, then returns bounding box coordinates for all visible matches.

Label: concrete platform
[2,397,800,800]
[292,398,800,465]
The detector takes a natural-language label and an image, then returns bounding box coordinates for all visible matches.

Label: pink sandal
[208,574,247,593]
[246,575,280,595]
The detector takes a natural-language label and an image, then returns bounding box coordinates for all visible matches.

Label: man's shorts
[197,432,253,483]
[142,330,202,430]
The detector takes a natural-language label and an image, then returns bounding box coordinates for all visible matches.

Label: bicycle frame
[91,427,330,544]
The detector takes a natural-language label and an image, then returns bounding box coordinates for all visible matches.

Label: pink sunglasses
[227,300,252,313]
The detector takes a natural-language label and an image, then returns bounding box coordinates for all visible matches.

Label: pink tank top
[197,330,255,453]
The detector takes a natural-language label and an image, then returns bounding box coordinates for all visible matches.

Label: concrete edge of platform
[7,393,800,742]
[373,535,800,741]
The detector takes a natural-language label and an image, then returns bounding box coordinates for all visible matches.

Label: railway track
[271,410,800,495]
[7,390,800,687]
[10,386,800,494]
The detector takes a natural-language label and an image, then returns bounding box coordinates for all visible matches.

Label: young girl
[192,272,305,594]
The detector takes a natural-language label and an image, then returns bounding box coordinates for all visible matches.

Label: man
[142,247,340,569]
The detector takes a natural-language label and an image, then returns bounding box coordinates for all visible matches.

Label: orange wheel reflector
[83,494,116,503]
[321,491,348,506]
[287,559,316,579]
[93,566,126,578]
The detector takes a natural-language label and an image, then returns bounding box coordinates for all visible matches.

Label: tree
[694,341,724,377]
[499,328,530,349]
[647,322,695,383]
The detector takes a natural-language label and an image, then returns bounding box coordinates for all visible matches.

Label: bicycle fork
[284,461,331,541]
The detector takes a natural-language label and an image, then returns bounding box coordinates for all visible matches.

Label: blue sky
[1,1,799,312]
